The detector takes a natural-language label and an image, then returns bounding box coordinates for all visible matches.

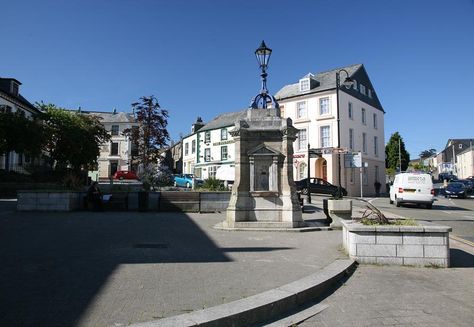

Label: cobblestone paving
[299,264,474,327]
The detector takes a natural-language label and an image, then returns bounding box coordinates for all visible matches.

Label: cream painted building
[82,110,138,180]
[457,146,474,179]
[274,64,385,196]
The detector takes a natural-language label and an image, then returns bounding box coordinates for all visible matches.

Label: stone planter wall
[342,221,451,268]
[17,191,231,212]
[17,191,84,211]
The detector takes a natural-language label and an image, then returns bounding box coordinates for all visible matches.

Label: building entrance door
[314,158,328,181]
[110,161,118,177]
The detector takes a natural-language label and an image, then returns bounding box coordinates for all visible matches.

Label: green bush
[201,177,226,191]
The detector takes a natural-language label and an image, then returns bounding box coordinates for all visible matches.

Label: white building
[82,110,138,180]
[457,146,474,179]
[274,64,385,196]
[182,114,243,180]
[0,77,42,172]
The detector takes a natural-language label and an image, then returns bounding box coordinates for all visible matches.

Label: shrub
[201,177,225,191]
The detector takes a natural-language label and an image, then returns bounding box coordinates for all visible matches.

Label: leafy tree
[385,132,410,172]
[37,103,110,171]
[0,111,46,157]
[124,96,169,166]
[419,148,436,159]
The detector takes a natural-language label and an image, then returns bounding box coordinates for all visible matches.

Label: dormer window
[299,78,310,92]
[11,82,19,96]
[360,84,366,95]
[352,79,358,91]
[368,89,373,98]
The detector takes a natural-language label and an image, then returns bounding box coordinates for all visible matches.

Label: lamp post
[335,69,354,198]
[250,41,279,109]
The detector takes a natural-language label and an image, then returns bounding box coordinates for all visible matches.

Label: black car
[295,177,347,196]
[444,182,467,198]
[458,179,473,193]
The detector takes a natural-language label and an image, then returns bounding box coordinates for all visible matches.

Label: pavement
[1,197,473,327]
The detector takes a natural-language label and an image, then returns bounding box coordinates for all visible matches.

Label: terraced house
[0,77,42,172]
[275,64,385,196]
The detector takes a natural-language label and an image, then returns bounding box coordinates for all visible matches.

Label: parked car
[457,180,473,193]
[389,172,434,209]
[444,182,467,198]
[295,177,347,197]
[438,173,457,182]
[114,170,139,180]
[173,174,203,188]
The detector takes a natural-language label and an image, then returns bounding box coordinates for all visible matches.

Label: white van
[389,173,434,209]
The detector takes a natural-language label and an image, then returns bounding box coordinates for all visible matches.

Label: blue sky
[2,0,473,158]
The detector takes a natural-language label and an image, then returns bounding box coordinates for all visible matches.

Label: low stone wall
[17,191,231,212]
[342,221,451,268]
[200,192,231,212]
[17,191,84,211]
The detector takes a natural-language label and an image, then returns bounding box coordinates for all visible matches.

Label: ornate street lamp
[250,40,279,109]
[335,69,354,198]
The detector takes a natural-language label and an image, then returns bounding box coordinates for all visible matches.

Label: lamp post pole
[335,69,354,198]
[307,143,311,204]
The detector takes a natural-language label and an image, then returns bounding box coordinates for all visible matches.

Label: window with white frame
[352,79,358,91]
[374,136,378,156]
[360,84,366,95]
[320,126,331,148]
[280,105,285,118]
[368,89,372,98]
[191,140,196,154]
[221,146,228,160]
[348,102,353,119]
[205,131,211,143]
[299,78,310,92]
[111,125,119,136]
[221,128,228,140]
[209,166,217,178]
[373,113,377,129]
[297,128,307,151]
[204,148,211,162]
[298,162,307,180]
[349,128,354,150]
[319,97,330,115]
[296,101,306,119]
[185,142,189,156]
[362,108,366,125]
[362,133,367,153]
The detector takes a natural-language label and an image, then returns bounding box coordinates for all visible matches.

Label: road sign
[344,152,362,168]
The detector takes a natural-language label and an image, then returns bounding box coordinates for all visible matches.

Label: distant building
[456,146,474,179]
[0,77,42,172]
[80,110,138,180]
[437,139,474,177]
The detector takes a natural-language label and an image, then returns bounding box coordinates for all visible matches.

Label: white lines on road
[442,211,453,215]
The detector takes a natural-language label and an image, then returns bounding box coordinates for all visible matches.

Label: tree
[385,132,410,172]
[419,148,436,159]
[124,96,169,166]
[37,103,110,171]
[0,111,46,158]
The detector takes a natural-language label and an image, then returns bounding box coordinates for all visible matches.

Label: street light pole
[307,143,311,204]
[335,69,354,198]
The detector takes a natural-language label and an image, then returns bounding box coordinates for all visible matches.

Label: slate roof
[79,110,136,123]
[0,77,40,114]
[275,64,362,100]
[199,109,247,132]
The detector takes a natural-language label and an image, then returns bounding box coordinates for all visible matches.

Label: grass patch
[360,218,417,226]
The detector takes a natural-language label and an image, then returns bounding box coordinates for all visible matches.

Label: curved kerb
[130,259,356,327]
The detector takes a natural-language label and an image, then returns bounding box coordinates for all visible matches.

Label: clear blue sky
[2,0,473,158]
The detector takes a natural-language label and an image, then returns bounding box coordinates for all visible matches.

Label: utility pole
[398,137,401,172]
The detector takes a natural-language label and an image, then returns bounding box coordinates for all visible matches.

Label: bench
[83,193,129,211]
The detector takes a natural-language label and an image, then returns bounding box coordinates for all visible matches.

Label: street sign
[344,152,362,168]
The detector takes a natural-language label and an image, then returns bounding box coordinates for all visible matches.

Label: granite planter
[328,199,352,229]
[342,220,451,267]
